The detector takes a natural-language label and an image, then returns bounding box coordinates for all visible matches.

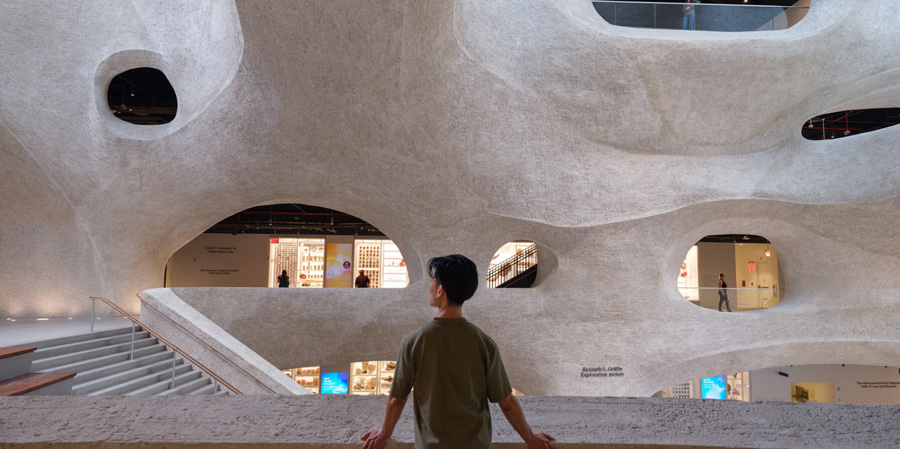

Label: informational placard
[701,375,726,400]
[324,243,353,288]
[321,372,348,394]
[167,234,269,287]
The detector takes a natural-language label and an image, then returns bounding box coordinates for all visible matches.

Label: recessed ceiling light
[36,318,49,321]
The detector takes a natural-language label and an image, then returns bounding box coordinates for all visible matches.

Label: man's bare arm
[361,396,408,449]
[498,394,557,449]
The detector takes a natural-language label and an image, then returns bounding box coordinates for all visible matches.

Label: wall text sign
[581,366,625,378]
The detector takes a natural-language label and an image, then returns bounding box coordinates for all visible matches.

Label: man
[361,255,556,449]
[718,273,731,312]
[683,0,700,31]
[355,270,371,288]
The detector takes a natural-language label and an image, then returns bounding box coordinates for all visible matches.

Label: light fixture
[765,249,771,257]
[748,261,756,271]
[36,318,49,321]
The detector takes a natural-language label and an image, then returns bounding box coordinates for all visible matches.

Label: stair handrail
[89,295,252,394]
[486,244,538,288]
[136,294,277,394]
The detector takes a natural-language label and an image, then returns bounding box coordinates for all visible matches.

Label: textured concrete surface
[2,395,899,448]
[2,0,900,399]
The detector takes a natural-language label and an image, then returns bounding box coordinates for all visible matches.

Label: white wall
[696,242,735,309]
[733,243,780,309]
[168,234,270,288]
[750,364,900,405]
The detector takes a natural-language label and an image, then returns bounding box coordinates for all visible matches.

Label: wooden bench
[0,346,36,360]
[0,372,77,396]
[0,347,75,396]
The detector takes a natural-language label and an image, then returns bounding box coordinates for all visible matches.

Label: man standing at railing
[718,273,731,312]
[361,254,556,449]
[683,0,701,30]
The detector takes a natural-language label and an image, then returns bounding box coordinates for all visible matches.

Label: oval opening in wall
[678,234,783,312]
[486,241,538,288]
[107,67,177,125]
[802,108,900,140]
[592,0,810,32]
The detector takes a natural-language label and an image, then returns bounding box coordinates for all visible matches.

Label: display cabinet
[350,360,396,395]
[282,366,321,393]
[353,239,408,288]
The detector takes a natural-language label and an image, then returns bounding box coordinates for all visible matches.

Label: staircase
[13,326,227,396]
[486,243,539,289]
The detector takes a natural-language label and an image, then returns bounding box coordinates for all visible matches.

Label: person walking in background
[355,270,371,288]
[277,270,290,288]
[718,273,731,312]
[361,255,556,449]
[683,0,700,30]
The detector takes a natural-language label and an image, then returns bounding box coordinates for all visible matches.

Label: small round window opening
[679,234,783,312]
[486,241,538,288]
[107,68,177,125]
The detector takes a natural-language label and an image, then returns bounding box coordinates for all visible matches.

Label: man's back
[390,317,511,449]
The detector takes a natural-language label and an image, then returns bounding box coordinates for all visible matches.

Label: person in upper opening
[277,270,290,288]
[360,254,556,449]
[718,273,731,312]
[355,270,371,288]
[683,0,700,30]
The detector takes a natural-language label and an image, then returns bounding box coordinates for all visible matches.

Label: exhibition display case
[269,238,325,288]
[353,240,408,288]
[282,366,321,393]
[350,360,395,395]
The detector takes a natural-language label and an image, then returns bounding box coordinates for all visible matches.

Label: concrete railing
[139,288,306,395]
[2,395,898,448]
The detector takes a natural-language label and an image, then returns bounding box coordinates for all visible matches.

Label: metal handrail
[678,287,785,291]
[136,295,276,393]
[486,244,538,288]
[593,1,809,32]
[89,296,244,394]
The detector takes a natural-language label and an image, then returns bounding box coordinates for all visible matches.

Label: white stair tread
[72,357,184,395]
[123,370,202,396]
[90,364,193,396]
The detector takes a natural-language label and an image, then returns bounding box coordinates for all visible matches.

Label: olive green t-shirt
[389,317,512,449]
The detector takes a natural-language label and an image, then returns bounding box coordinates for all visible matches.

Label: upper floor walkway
[593,0,810,32]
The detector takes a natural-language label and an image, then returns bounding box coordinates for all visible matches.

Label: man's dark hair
[427,254,479,306]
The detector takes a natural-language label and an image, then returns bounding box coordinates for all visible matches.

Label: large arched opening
[659,363,900,405]
[164,203,410,289]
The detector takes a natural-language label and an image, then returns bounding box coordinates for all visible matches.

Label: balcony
[593,1,810,32]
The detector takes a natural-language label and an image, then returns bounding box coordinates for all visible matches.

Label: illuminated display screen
[324,243,353,288]
[701,375,726,400]
[321,372,348,394]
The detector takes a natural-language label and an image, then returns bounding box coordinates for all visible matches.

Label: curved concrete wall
[1,0,900,396]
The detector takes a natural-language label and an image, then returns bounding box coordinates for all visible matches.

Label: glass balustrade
[593,1,809,32]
